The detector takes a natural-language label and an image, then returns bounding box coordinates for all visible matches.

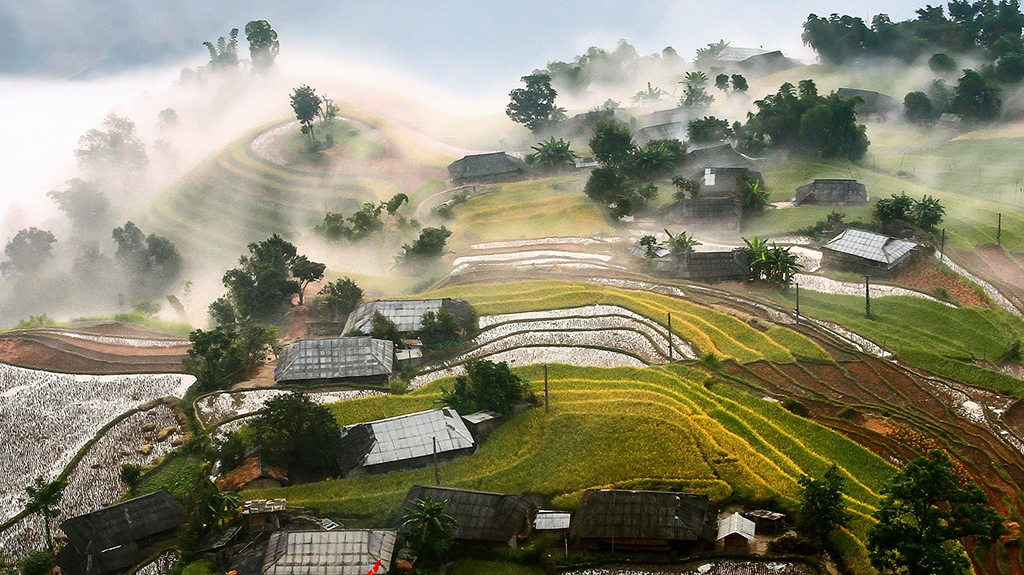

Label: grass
[446,176,613,249]
[281,120,386,161]
[765,288,1024,395]
[449,559,543,575]
[253,363,893,574]
[422,280,830,364]
[5,312,192,336]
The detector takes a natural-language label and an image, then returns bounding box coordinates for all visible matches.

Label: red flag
[365,560,382,575]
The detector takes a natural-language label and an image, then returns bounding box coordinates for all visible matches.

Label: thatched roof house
[821,228,918,272]
[837,88,899,118]
[448,152,529,185]
[274,337,394,387]
[398,485,538,548]
[794,179,867,206]
[217,456,289,492]
[337,408,476,475]
[263,530,397,575]
[57,491,186,575]
[571,489,717,551]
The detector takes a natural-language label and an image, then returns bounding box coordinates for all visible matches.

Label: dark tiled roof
[837,88,899,115]
[686,144,757,170]
[57,490,185,575]
[794,179,867,205]
[570,489,717,543]
[680,251,750,281]
[262,530,397,575]
[399,485,537,543]
[343,298,469,334]
[448,152,528,181]
[275,337,394,383]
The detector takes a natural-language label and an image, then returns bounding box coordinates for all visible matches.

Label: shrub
[768,533,817,555]
[782,398,811,417]
[700,351,723,369]
[932,287,951,301]
[838,406,859,420]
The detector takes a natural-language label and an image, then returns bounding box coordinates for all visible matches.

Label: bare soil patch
[895,256,988,307]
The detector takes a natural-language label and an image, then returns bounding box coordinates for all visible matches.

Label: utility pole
[865,275,871,319]
[940,228,946,261]
[998,213,1003,246]
[795,283,800,326]
[543,364,549,413]
[667,312,673,361]
[432,436,440,486]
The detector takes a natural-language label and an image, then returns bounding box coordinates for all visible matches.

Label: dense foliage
[184,323,279,390]
[740,237,802,287]
[525,137,576,171]
[317,277,364,320]
[402,496,458,566]
[398,226,452,262]
[112,221,183,301]
[874,193,945,230]
[506,73,565,132]
[1,228,56,279]
[245,20,280,71]
[249,392,343,478]
[797,464,850,547]
[440,359,532,415]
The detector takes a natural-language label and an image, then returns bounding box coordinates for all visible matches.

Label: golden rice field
[423,280,828,364]
[254,363,893,575]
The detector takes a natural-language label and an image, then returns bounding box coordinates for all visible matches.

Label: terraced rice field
[254,363,894,573]
[424,280,828,364]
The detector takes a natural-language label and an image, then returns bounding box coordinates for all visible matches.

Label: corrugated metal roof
[398,485,538,542]
[571,489,717,543]
[716,47,770,62]
[717,512,756,541]
[357,408,475,466]
[275,337,394,382]
[344,299,452,334]
[262,530,396,575]
[462,410,500,425]
[822,228,917,265]
[534,510,572,531]
[243,499,287,514]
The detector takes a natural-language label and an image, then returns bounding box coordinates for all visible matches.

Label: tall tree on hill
[868,451,1005,575]
[216,234,324,323]
[506,73,566,133]
[245,20,280,72]
[318,277,363,320]
[291,85,323,145]
[75,114,148,193]
[1,228,56,279]
[48,179,111,237]
[797,463,850,548]
[112,221,183,300]
[249,392,342,478]
[204,29,239,70]
[950,69,1002,122]
[290,255,325,306]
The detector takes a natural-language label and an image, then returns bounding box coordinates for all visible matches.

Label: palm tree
[208,490,243,527]
[402,496,458,565]
[665,229,701,257]
[740,236,771,281]
[526,137,576,172]
[25,477,65,552]
[632,82,666,106]
[735,176,770,212]
[764,245,802,287]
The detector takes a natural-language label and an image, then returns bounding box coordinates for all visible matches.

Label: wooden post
[795,283,800,326]
[998,213,1003,246]
[865,275,871,319]
[544,364,549,413]
[667,312,673,361]
[432,436,440,486]
[940,228,946,261]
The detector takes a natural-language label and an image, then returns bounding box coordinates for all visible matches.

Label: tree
[158,108,179,130]
[875,193,916,224]
[868,451,1005,575]
[398,226,451,262]
[401,496,458,566]
[290,85,323,145]
[740,237,802,287]
[183,323,278,390]
[672,176,701,201]
[204,29,239,70]
[950,69,1001,121]
[797,464,850,547]
[913,195,945,230]
[385,193,409,216]
[735,175,770,212]
[318,277,363,320]
[506,73,565,132]
[290,255,325,306]
[74,114,148,183]
[208,490,243,527]
[929,52,958,72]
[440,359,531,415]
[623,139,686,181]
[904,91,937,123]
[680,71,714,108]
[219,234,308,323]
[688,116,733,143]
[369,311,402,345]
[995,52,1024,83]
[420,308,462,345]
[48,179,111,234]
[245,20,279,72]
[589,120,636,167]
[715,73,730,91]
[112,222,183,300]
[16,551,54,575]
[584,166,627,204]
[1,228,56,279]
[638,235,658,258]
[731,74,749,92]
[799,94,869,161]
[632,82,666,106]
[610,194,634,219]
[249,392,342,478]
[25,476,65,551]
[526,137,576,172]
[665,229,701,256]
[119,464,142,496]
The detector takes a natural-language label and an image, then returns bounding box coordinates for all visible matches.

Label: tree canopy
[1,228,56,279]
[47,179,111,235]
[112,221,183,300]
[249,392,342,478]
[183,323,278,390]
[245,20,280,71]
[317,277,363,320]
[797,463,850,547]
[204,28,239,70]
[868,451,1005,575]
[398,226,452,263]
[506,73,566,132]
[440,359,532,415]
[290,85,323,145]
[402,496,457,566]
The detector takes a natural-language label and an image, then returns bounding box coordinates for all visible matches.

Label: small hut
[336,408,476,476]
[821,228,918,273]
[717,512,756,553]
[217,456,289,492]
[691,167,764,199]
[344,298,472,335]
[397,485,538,549]
[570,489,717,552]
[274,337,395,387]
[242,498,288,534]
[448,152,529,185]
[262,530,397,575]
[837,88,899,119]
[794,179,867,206]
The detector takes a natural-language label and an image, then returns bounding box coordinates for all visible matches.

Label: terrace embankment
[0,325,189,374]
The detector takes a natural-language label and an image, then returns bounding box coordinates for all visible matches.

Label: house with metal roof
[686,144,758,171]
[794,179,867,206]
[398,485,538,548]
[56,490,186,575]
[275,337,395,387]
[343,298,471,335]
[448,152,529,185]
[262,530,397,575]
[534,510,572,532]
[337,408,476,475]
[691,167,764,199]
[737,51,800,75]
[662,197,743,231]
[631,240,749,281]
[570,489,717,552]
[837,88,899,119]
[821,228,918,273]
[717,512,756,553]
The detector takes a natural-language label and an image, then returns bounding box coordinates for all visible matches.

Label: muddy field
[0,325,190,374]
